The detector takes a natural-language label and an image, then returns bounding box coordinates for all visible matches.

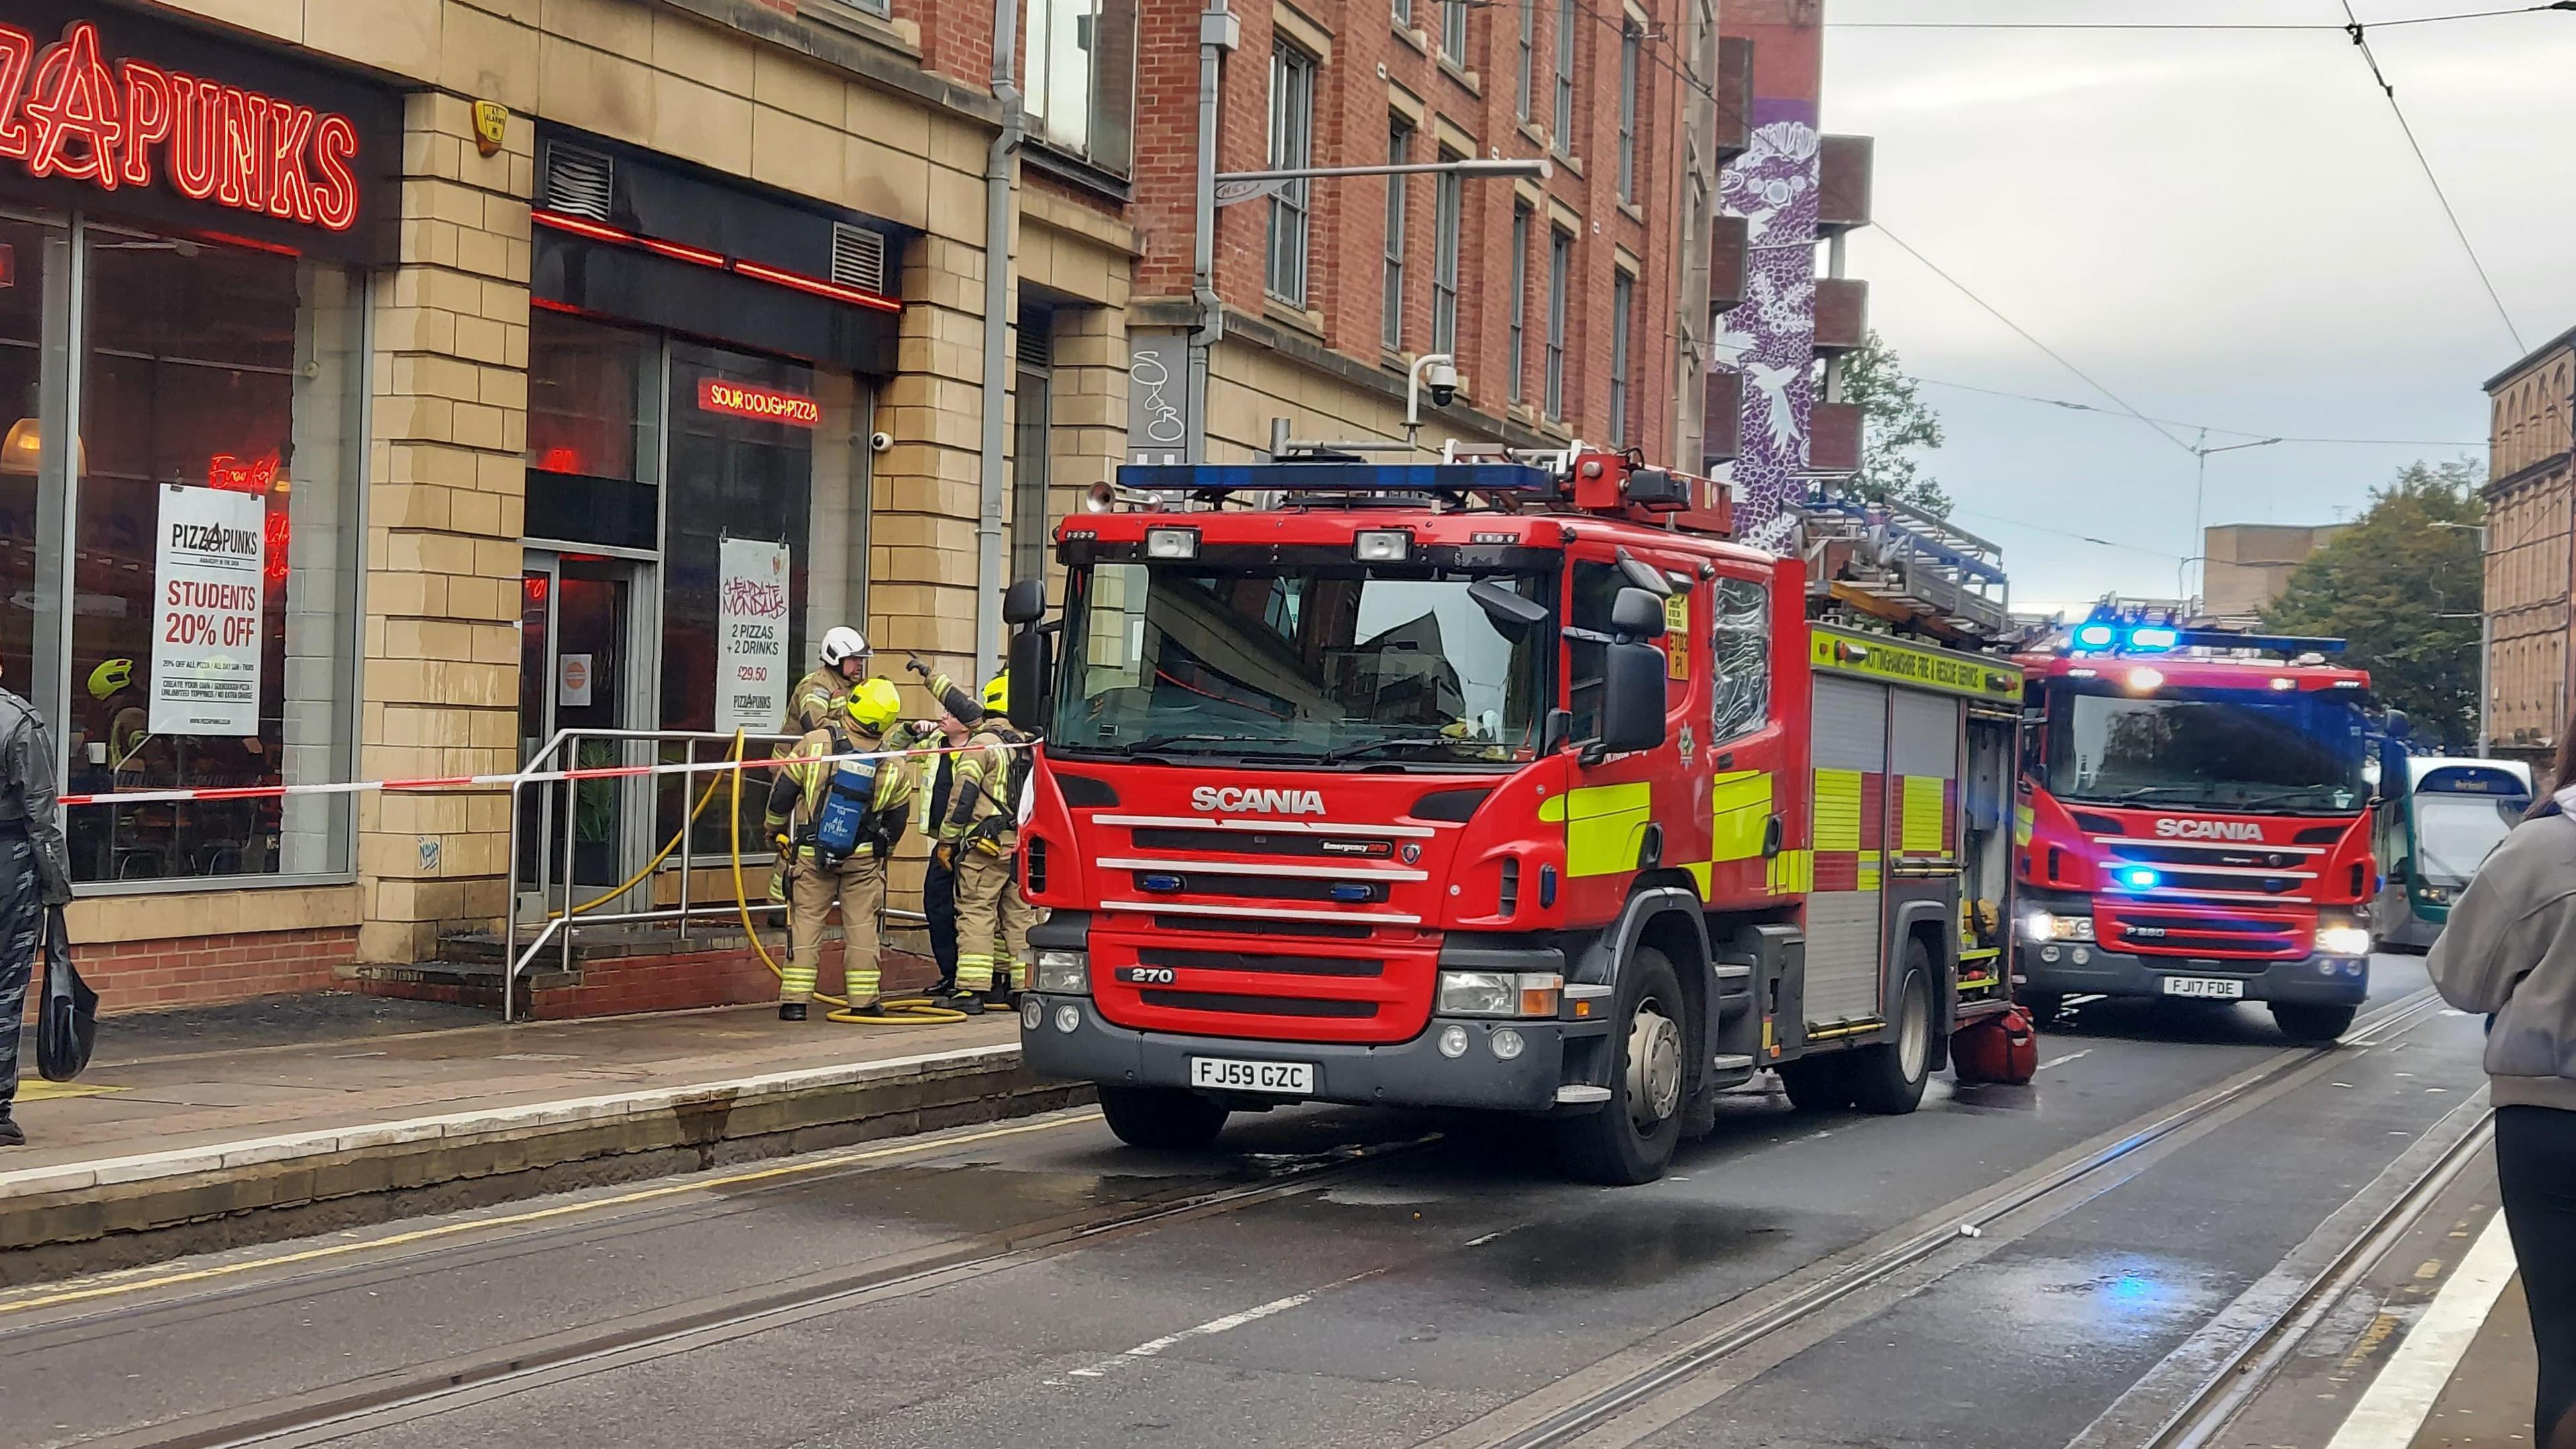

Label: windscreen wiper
[1323,731,1462,763]
[1114,733,1241,755]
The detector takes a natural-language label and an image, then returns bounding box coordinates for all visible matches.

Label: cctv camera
[869,431,894,453]
[1426,359,1459,409]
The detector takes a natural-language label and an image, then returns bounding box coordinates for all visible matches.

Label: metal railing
[500,727,930,1022]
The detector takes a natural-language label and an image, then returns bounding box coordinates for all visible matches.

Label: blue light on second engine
[2117,866,2163,890]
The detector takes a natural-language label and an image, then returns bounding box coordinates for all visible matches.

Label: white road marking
[1464,1232,1505,1247]
[1053,1267,1390,1383]
[2323,1212,2520,1449]
[2038,1050,2093,1071]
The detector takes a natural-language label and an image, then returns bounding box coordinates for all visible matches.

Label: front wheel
[1847,947,1935,1115]
[1553,949,1687,1185]
[1098,1085,1230,1150]
[2271,1001,2357,1044]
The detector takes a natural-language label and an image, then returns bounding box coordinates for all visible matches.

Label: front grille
[2143,870,2306,898]
[1152,914,1374,939]
[1134,871,1386,904]
[1140,990,1379,1018]
[1132,827,1396,861]
[2107,842,2308,869]
[2109,909,2305,959]
[1140,948,1385,978]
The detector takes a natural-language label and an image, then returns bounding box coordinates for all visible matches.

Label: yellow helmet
[982,672,1010,715]
[87,658,133,701]
[845,677,903,734]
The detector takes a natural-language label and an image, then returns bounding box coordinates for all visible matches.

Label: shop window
[0,214,63,702]
[63,222,364,887]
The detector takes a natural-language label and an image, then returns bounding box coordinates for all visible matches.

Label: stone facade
[2485,335,2575,761]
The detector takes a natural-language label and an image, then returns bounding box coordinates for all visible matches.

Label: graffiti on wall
[1715,101,1820,549]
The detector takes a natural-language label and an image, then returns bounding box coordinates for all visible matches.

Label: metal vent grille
[543,145,614,220]
[830,223,888,294]
[1016,317,1052,370]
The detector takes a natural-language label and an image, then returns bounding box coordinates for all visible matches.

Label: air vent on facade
[543,145,614,221]
[830,223,888,294]
[1016,316,1053,370]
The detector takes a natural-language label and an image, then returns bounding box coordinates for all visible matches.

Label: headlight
[2315,924,2372,957]
[2020,911,2094,944]
[1436,970,1564,1017]
[1034,949,1089,994]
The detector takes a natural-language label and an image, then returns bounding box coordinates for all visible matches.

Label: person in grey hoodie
[2428,739,2576,1449]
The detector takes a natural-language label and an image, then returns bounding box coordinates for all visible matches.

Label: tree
[2263,459,2483,744]
[1839,331,1951,517]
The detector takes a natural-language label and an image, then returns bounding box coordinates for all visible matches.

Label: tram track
[40,987,2456,1449]
[1430,985,2456,1449]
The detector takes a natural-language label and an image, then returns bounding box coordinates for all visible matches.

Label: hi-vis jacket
[939,719,1022,856]
[783,667,850,737]
[765,722,923,863]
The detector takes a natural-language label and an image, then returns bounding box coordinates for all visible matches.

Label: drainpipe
[975,3,1023,684]
[1186,1,1240,464]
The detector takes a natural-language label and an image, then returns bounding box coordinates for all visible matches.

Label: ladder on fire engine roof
[1796,488,2012,645]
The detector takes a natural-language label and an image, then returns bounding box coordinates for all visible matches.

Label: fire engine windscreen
[1050,560,1550,765]
[2411,792,2519,888]
[2045,687,2367,813]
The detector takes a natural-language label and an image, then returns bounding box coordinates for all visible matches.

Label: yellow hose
[549,757,731,918]
[726,730,964,1025]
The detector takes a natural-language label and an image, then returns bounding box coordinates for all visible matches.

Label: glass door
[517,551,638,919]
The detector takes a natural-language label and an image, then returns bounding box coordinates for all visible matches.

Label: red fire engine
[998,448,2031,1185]
[2012,604,2377,1041]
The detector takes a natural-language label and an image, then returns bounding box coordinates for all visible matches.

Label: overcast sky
[1823,0,2572,616]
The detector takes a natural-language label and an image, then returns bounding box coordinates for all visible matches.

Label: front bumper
[2014,943,2369,1005]
[1018,995,1598,1113]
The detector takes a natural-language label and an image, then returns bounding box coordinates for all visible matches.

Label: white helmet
[819,627,867,667]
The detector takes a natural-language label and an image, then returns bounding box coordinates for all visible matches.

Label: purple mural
[1716,97,1820,550]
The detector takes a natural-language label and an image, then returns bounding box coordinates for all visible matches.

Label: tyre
[1097,1085,1230,1150]
[1776,1054,1854,1111]
[1847,945,1935,1115]
[1553,948,1688,1185]
[2271,1001,2357,1044]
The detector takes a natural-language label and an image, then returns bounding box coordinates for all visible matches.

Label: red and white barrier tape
[57,739,1028,810]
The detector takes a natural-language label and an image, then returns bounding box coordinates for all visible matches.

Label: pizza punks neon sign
[0,21,364,232]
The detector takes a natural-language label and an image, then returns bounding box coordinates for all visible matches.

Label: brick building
[6,0,1754,1016]
[2483,332,2574,763]
[2200,522,2349,627]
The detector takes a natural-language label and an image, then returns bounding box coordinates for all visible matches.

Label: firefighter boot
[779,1002,809,1022]
[0,1114,22,1148]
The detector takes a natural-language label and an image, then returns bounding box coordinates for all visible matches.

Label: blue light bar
[2074,623,2117,649]
[2129,627,2180,651]
[1117,462,1560,494]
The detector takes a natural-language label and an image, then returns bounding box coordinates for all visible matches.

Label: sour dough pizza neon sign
[0,20,364,232]
[698,378,822,428]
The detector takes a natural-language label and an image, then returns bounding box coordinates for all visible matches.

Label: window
[1508,205,1531,402]
[1432,163,1463,355]
[1545,228,1571,419]
[1393,0,1411,27]
[1711,576,1770,743]
[1618,22,1640,203]
[1566,559,1619,739]
[1554,0,1576,149]
[1385,121,1411,352]
[1608,269,1634,446]
[526,314,661,551]
[1267,42,1318,306]
[1443,0,1470,62]
[1517,0,1536,119]
[54,221,366,887]
[1026,0,1138,172]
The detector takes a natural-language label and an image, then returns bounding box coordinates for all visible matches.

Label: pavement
[0,992,1059,1277]
[0,959,2502,1449]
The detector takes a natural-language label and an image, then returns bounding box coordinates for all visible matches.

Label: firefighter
[916,739,961,998]
[784,627,870,736]
[0,657,73,1146]
[764,678,920,1021]
[929,671,1034,1012]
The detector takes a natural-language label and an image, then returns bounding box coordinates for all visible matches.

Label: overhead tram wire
[1480,0,2209,461]
[2337,0,2530,352]
[1916,378,2487,448]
